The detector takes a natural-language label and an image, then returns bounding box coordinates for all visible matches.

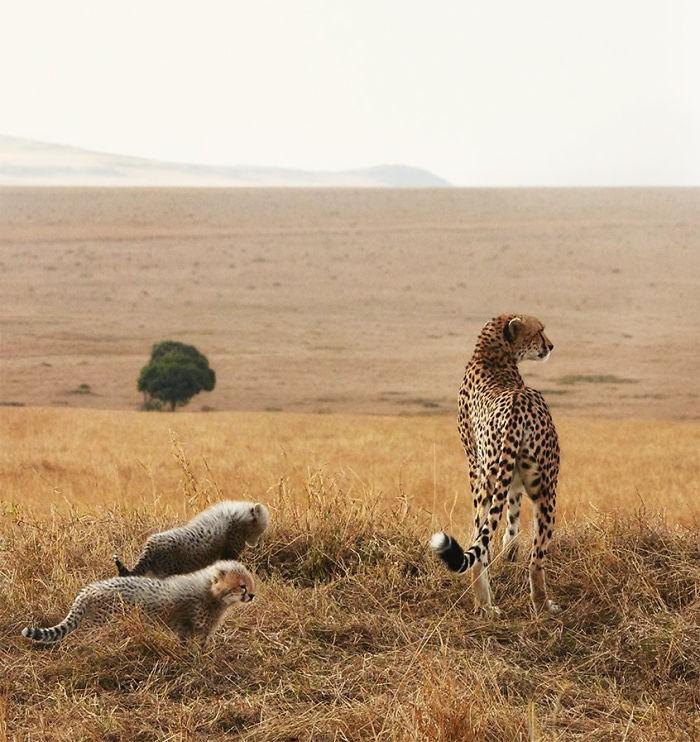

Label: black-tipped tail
[22,624,67,643]
[430,532,470,573]
[113,554,131,577]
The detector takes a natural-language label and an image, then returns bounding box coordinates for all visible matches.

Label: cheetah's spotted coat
[431,314,560,614]
[113,500,268,578]
[22,560,256,644]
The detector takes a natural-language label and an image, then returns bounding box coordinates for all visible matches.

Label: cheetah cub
[22,560,255,644]
[113,500,269,578]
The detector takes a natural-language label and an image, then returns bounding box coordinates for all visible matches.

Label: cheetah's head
[244,502,270,547]
[210,561,256,606]
[503,315,554,363]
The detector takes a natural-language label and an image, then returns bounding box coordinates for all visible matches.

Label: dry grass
[2,408,699,526]
[1,408,699,740]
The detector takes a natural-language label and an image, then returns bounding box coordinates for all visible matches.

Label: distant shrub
[557,374,638,385]
[138,341,216,412]
[70,383,92,395]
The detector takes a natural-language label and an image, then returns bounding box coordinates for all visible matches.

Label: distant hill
[0,136,450,187]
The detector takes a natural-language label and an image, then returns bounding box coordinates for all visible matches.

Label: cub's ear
[252,503,264,520]
[503,317,522,343]
[211,568,225,583]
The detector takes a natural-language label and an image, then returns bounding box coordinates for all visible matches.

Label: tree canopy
[138,341,215,411]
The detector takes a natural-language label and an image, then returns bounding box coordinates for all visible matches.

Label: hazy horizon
[0,134,453,187]
[4,133,700,189]
[3,1,699,187]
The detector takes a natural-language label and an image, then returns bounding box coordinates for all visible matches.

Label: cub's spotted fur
[113,501,269,578]
[22,560,255,644]
[431,314,560,615]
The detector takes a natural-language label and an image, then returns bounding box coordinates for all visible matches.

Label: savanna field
[1,408,698,741]
[1,187,699,739]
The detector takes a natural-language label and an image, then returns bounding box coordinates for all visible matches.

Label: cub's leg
[116,536,171,578]
[171,618,195,641]
[113,555,132,576]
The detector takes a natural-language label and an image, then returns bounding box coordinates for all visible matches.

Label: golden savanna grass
[1,408,699,740]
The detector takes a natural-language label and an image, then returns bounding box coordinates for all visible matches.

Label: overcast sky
[2,0,698,185]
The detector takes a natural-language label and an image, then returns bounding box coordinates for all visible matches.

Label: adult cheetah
[431,314,560,615]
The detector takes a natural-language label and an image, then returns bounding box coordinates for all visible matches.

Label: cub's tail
[112,554,132,577]
[22,592,89,644]
[429,532,471,573]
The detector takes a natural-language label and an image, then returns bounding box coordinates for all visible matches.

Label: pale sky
[2,0,699,185]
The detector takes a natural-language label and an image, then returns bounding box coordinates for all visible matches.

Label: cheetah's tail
[22,592,89,644]
[430,532,470,572]
[112,554,132,577]
[431,398,525,575]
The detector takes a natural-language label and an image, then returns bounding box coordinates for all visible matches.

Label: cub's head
[210,561,256,606]
[244,502,269,546]
[502,315,554,362]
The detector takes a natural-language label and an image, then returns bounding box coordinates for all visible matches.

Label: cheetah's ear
[503,317,522,343]
[251,503,264,520]
[211,568,225,584]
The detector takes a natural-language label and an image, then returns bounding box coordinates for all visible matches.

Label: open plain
[1,187,698,418]
[1,188,699,740]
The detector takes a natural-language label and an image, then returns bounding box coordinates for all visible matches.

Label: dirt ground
[1,187,698,418]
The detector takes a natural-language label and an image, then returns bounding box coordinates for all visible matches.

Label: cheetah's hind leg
[501,473,524,562]
[112,554,131,577]
[527,493,560,615]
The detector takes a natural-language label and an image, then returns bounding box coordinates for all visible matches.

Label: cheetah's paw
[475,604,502,617]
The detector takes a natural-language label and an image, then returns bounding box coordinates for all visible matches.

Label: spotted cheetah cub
[113,501,269,578]
[22,560,255,644]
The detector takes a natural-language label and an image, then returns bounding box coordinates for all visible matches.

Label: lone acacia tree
[138,341,216,411]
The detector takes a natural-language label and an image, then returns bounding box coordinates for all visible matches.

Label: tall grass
[1,408,698,526]
[1,409,698,739]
